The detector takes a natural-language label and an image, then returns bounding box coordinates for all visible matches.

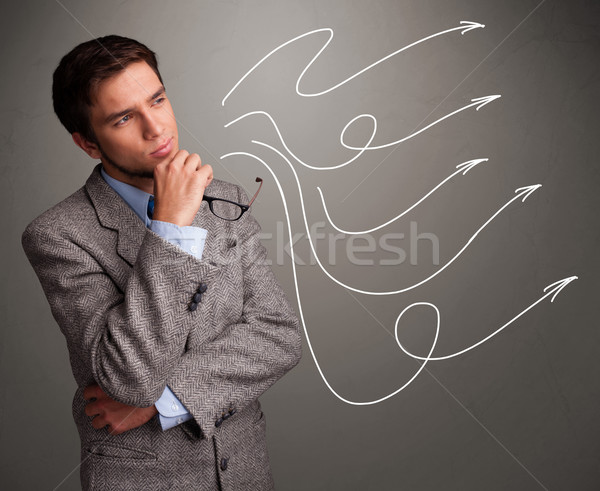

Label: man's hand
[152,149,213,226]
[84,384,158,435]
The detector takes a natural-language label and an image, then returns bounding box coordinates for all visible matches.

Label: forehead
[90,61,162,119]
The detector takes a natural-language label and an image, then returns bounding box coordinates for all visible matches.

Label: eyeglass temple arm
[247,177,263,207]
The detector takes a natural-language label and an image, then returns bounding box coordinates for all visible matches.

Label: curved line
[396,276,578,361]
[222,28,333,106]
[225,110,377,171]
[220,151,440,405]
[295,23,483,98]
[217,152,572,402]
[340,96,501,151]
[225,97,499,171]
[224,97,499,170]
[222,22,484,105]
[318,158,489,234]
[251,139,540,295]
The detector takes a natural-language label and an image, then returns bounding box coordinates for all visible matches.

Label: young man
[22,35,301,490]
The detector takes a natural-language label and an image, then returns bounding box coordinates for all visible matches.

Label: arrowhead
[459,21,485,34]
[543,276,578,303]
[514,184,542,202]
[471,94,502,111]
[456,158,489,175]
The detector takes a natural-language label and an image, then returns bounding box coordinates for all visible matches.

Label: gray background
[2,0,599,489]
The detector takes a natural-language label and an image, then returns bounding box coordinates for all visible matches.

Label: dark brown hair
[52,35,163,143]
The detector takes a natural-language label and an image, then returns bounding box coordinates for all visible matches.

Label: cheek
[103,132,139,155]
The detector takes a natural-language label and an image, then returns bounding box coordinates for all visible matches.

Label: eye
[153,96,166,105]
[115,114,131,126]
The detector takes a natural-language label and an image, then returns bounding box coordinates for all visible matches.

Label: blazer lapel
[192,200,220,265]
[84,164,148,267]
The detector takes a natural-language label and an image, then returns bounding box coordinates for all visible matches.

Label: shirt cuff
[150,220,207,260]
[158,412,194,431]
[155,386,193,431]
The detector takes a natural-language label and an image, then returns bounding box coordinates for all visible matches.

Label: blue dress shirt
[101,166,206,430]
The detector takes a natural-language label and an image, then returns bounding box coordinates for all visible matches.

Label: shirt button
[190,245,198,253]
[177,417,184,424]
[171,402,179,411]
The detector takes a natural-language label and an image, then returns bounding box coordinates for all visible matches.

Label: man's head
[53,35,179,190]
[53,35,163,144]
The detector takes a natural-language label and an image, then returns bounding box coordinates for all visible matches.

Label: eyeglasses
[203,177,263,221]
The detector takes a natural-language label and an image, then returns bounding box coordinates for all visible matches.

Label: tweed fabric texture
[22,164,302,490]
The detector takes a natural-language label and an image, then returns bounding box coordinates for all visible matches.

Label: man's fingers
[183,152,201,170]
[199,163,213,186]
[84,401,99,417]
[155,149,188,174]
[91,416,107,430]
[83,384,100,401]
[170,149,190,168]
[151,148,213,226]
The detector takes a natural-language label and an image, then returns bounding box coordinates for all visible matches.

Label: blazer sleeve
[22,219,214,408]
[166,190,302,439]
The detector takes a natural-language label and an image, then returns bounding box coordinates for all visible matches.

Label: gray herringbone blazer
[22,164,302,490]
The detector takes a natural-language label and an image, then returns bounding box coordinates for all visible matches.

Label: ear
[72,132,101,159]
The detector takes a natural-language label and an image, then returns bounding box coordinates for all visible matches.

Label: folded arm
[22,222,212,407]
[22,185,301,435]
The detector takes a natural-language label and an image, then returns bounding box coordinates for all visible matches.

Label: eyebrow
[103,87,166,125]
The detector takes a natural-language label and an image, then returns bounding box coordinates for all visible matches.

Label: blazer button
[189,301,198,312]
[193,292,202,303]
[215,417,223,428]
[197,282,208,294]
[220,457,229,471]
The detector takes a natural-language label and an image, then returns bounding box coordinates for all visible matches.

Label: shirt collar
[100,166,153,227]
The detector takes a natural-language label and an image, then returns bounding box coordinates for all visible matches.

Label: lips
[150,137,173,158]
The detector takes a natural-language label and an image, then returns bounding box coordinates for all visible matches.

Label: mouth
[149,137,173,158]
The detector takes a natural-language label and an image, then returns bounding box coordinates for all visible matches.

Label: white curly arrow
[224,97,500,170]
[340,95,501,151]
[318,158,489,234]
[239,140,541,296]
[396,276,579,361]
[220,149,577,405]
[222,21,485,105]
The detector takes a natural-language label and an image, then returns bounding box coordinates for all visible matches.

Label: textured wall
[2,0,599,489]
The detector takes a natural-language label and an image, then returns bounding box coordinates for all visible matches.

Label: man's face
[84,61,179,190]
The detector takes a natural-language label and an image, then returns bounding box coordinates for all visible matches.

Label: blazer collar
[84,164,222,269]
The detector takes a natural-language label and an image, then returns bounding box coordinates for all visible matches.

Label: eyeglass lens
[211,200,243,220]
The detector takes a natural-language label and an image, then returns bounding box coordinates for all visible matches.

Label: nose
[141,108,164,139]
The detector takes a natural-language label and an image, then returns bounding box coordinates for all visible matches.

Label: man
[22,35,302,490]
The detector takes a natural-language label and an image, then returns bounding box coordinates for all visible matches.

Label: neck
[101,162,154,194]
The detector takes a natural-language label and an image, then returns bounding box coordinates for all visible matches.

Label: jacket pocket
[85,441,157,461]
[81,443,167,490]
